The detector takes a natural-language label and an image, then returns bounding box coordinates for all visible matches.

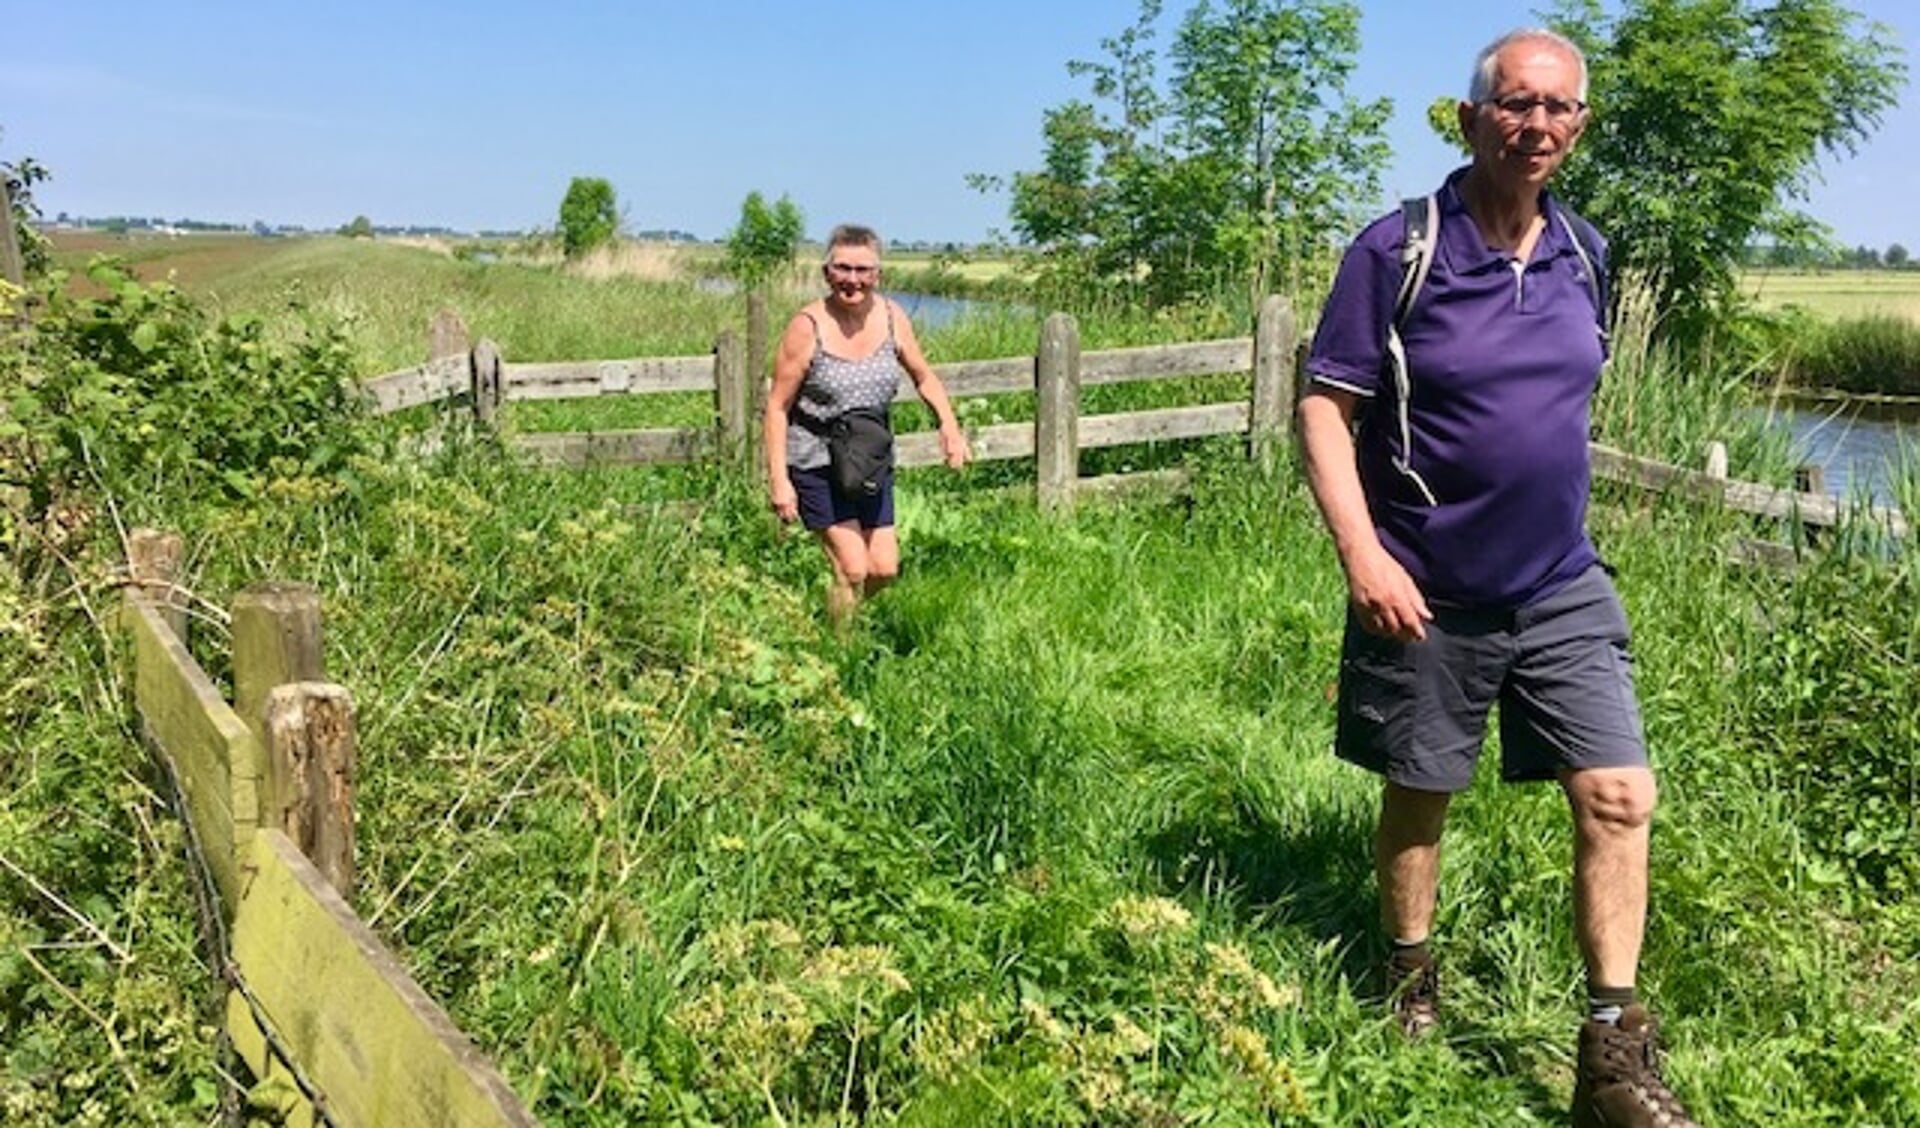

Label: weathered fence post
[263,683,357,895]
[1703,441,1728,482]
[126,528,187,640]
[428,308,469,365]
[232,583,324,727]
[1794,463,1826,496]
[747,289,771,462]
[471,338,503,424]
[232,583,355,893]
[0,176,25,295]
[715,328,749,461]
[1036,312,1082,513]
[1250,295,1297,473]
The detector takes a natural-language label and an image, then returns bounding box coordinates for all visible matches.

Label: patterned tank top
[786,300,906,470]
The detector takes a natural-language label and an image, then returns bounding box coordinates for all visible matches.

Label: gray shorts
[1334,564,1647,792]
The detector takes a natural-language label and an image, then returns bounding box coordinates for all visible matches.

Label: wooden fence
[123,533,535,1128]
[363,301,1907,540]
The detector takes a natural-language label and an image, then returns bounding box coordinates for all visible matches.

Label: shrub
[558,177,619,259]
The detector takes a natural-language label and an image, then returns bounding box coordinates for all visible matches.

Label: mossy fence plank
[229,830,535,1127]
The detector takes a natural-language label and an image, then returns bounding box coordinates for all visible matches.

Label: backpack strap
[1552,207,1608,341]
[1384,195,1441,506]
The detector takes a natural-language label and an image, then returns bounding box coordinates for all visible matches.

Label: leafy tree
[1885,242,1908,269]
[983,0,1389,308]
[339,214,374,238]
[724,191,804,287]
[1544,0,1904,345]
[558,176,619,258]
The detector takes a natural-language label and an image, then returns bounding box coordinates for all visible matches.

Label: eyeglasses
[1484,94,1587,125]
[826,262,879,278]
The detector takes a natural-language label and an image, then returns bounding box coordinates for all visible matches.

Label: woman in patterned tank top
[763,224,971,626]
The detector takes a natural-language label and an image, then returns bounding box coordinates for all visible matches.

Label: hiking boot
[1383,950,1439,1038]
[1573,1004,1699,1127]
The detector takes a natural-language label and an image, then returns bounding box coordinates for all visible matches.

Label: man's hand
[1346,544,1433,642]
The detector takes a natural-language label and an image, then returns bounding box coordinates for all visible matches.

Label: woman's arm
[763,313,817,522]
[890,300,971,469]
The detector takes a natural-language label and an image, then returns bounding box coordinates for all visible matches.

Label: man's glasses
[826,263,879,278]
[1484,94,1587,125]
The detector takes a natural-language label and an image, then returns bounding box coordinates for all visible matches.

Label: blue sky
[5,1,1914,248]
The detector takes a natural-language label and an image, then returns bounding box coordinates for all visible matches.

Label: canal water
[1761,401,1917,506]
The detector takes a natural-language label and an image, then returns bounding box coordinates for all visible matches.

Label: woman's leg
[861,527,900,596]
[816,522,872,626]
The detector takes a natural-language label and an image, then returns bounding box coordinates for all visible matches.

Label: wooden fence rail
[122,536,535,1127]
[360,298,1907,538]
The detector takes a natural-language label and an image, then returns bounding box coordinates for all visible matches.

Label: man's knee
[867,557,899,586]
[1569,768,1656,834]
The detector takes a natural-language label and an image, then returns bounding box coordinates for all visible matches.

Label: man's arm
[1298,387,1432,642]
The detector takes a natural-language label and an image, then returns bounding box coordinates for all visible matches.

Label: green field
[6,239,1918,1125]
[1741,268,1920,323]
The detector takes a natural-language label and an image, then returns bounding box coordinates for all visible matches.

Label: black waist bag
[825,406,893,498]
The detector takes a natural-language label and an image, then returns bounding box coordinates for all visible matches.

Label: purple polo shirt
[1307,168,1606,609]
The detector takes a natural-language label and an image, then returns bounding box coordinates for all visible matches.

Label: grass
[9,242,1919,1124]
[1740,268,1920,324]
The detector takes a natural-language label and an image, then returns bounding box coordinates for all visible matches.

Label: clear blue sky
[5,1,1914,248]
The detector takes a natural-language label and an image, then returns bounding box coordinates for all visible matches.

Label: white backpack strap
[1385,195,1440,507]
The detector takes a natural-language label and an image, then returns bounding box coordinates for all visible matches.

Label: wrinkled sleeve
[1305,217,1402,399]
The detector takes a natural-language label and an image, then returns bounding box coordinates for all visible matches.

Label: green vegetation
[979,0,1388,311]
[2,148,51,280]
[558,176,620,259]
[1549,0,1906,347]
[5,236,1918,1123]
[339,214,374,239]
[725,191,805,289]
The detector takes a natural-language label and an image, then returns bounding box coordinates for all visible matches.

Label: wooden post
[231,583,324,737]
[126,528,187,640]
[1703,441,1728,482]
[264,683,357,895]
[1794,463,1826,496]
[714,328,749,461]
[471,338,503,424]
[0,177,25,290]
[428,308,469,363]
[747,288,771,459]
[1036,312,1082,513]
[1250,294,1297,473]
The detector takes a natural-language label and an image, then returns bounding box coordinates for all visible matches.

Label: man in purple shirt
[1299,28,1696,1128]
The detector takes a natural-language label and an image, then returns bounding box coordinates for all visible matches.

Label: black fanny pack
[804,406,893,498]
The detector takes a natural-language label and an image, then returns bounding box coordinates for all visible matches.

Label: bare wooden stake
[1250,295,1297,473]
[744,287,768,460]
[125,528,187,640]
[714,328,749,461]
[0,177,25,292]
[1703,441,1729,481]
[232,583,324,744]
[1794,463,1826,497]
[1036,313,1082,513]
[264,683,357,895]
[471,338,503,424]
[428,308,470,361]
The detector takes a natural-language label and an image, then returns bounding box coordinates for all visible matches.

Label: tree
[1885,243,1908,269]
[724,191,804,288]
[1543,0,1904,345]
[338,214,374,238]
[558,177,619,258]
[984,0,1389,308]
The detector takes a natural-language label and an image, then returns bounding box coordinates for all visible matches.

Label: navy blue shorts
[790,464,895,531]
[1334,565,1649,791]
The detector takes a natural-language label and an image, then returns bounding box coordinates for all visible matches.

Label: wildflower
[1106,895,1193,945]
